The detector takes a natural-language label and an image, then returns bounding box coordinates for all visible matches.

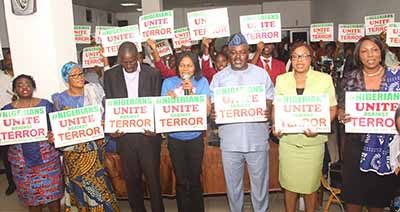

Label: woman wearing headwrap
[51,62,119,212]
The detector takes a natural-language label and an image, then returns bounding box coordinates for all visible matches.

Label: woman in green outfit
[273,43,337,212]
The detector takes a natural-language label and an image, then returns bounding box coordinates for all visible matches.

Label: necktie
[264,59,271,72]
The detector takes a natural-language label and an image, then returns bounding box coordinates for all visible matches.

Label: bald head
[118,42,139,73]
[118,42,138,58]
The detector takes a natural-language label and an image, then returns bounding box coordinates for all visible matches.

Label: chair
[320,174,343,212]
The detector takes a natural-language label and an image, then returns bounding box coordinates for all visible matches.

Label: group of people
[0,29,400,212]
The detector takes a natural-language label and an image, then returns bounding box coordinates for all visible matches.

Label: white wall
[311,0,400,24]
[262,1,311,28]
[73,5,116,32]
[0,3,116,48]
[115,12,142,25]
[0,0,9,47]
[4,0,77,99]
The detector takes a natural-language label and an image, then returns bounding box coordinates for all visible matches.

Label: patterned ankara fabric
[2,99,64,206]
[52,83,119,212]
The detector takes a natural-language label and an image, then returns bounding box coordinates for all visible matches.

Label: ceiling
[73,0,293,13]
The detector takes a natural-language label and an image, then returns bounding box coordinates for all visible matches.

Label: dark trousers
[0,146,14,185]
[168,136,204,212]
[118,134,164,212]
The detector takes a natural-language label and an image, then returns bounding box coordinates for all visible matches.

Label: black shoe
[5,183,16,196]
[0,169,6,175]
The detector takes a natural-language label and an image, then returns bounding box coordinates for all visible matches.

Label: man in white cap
[209,33,274,212]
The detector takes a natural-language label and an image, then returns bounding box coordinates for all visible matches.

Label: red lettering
[194,18,206,25]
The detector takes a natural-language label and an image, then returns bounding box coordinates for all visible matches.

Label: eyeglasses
[291,54,311,61]
[69,72,84,80]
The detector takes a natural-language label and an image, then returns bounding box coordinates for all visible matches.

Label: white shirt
[201,55,214,68]
[0,71,13,108]
[260,56,272,70]
[123,64,141,98]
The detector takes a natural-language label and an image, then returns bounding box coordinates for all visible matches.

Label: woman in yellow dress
[273,43,337,212]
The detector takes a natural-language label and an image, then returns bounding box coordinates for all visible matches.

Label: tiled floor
[0,173,345,212]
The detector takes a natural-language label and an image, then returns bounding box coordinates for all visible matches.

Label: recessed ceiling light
[120,3,137,7]
[136,8,142,12]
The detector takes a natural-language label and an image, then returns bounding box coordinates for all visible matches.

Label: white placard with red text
[338,24,365,43]
[365,13,395,35]
[0,107,48,146]
[274,95,331,133]
[95,26,116,44]
[156,40,173,57]
[82,46,104,68]
[105,97,155,133]
[101,25,142,57]
[139,10,174,40]
[213,85,266,124]
[240,13,281,44]
[154,95,207,133]
[74,25,91,44]
[187,8,231,41]
[386,23,400,47]
[345,92,400,134]
[49,105,104,148]
[173,27,194,49]
[310,23,334,42]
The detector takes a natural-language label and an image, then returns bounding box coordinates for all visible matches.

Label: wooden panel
[106,137,281,198]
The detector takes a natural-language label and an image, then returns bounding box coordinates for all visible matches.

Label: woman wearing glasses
[273,43,337,212]
[51,62,119,212]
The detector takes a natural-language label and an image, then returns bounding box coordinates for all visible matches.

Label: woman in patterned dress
[1,74,64,212]
[51,62,119,212]
[338,36,400,212]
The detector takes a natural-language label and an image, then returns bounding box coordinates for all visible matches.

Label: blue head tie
[61,61,81,83]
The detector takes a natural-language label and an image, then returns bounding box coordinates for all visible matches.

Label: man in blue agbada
[209,33,275,212]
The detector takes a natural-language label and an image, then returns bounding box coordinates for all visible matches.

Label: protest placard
[240,13,281,44]
[95,26,116,44]
[365,13,395,35]
[74,25,91,44]
[140,10,174,40]
[49,105,104,148]
[386,22,400,47]
[338,24,365,43]
[105,97,155,133]
[154,95,207,133]
[156,40,173,57]
[345,92,400,134]
[214,85,266,124]
[274,95,331,133]
[0,107,48,146]
[310,23,334,42]
[173,27,193,49]
[82,46,104,68]
[187,8,230,41]
[101,25,142,57]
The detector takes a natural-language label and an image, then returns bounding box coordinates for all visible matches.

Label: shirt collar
[260,55,272,62]
[122,63,141,75]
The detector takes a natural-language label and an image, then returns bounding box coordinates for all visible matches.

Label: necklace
[363,67,383,77]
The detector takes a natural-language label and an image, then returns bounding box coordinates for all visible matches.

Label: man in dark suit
[104,41,164,212]
[250,41,286,85]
